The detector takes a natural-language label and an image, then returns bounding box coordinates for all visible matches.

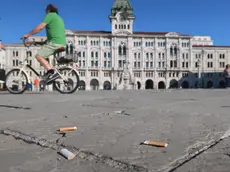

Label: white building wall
[0,49,5,70]
[0,40,6,70]
[3,33,230,91]
[192,36,213,46]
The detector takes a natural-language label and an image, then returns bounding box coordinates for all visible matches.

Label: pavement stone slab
[1,90,230,171]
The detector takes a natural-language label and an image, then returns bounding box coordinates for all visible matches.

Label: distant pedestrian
[34,77,40,92]
[27,83,32,91]
[224,64,230,88]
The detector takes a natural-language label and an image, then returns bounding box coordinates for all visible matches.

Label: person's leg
[36,43,56,73]
[36,42,61,84]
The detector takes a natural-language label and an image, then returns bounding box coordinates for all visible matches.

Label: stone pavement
[1,89,230,172]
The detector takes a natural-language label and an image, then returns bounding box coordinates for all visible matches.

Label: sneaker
[41,71,51,81]
[44,72,60,85]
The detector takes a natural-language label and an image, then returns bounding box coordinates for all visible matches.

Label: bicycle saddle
[55,47,66,53]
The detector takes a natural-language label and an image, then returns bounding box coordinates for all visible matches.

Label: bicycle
[5,39,80,94]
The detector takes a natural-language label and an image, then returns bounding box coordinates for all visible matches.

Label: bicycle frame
[16,39,80,84]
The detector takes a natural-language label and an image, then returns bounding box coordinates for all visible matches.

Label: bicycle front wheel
[53,67,79,94]
[5,69,28,94]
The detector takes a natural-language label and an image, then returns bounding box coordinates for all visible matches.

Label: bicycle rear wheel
[5,69,28,94]
[53,67,79,94]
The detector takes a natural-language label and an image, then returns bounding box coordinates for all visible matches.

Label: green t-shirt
[43,13,66,46]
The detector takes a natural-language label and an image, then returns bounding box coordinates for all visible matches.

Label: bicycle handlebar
[22,38,34,48]
[22,38,44,48]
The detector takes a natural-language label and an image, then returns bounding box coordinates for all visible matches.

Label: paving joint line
[0,128,148,172]
[156,128,230,172]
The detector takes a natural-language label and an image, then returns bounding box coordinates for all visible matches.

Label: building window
[186,62,188,68]
[207,62,213,68]
[27,51,32,57]
[220,54,225,59]
[195,62,198,68]
[170,47,173,55]
[220,62,225,68]
[118,45,122,55]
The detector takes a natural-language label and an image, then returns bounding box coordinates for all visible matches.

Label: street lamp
[201,49,205,88]
[198,49,205,88]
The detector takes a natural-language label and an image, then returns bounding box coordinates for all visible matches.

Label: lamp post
[201,49,205,88]
[198,49,205,88]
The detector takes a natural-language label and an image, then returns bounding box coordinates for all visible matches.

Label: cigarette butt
[142,140,168,147]
[59,126,77,132]
[60,148,75,160]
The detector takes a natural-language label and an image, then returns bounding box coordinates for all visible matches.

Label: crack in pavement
[156,128,230,172]
[81,104,135,110]
[0,128,148,172]
[0,104,31,110]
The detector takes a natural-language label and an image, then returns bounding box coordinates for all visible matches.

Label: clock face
[116,11,128,22]
[119,15,125,22]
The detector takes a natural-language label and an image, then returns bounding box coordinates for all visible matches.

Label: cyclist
[22,4,66,85]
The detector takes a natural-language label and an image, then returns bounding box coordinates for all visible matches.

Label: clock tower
[109,0,135,35]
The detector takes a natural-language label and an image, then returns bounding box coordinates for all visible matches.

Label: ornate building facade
[4,0,230,90]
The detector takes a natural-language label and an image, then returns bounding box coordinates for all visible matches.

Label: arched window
[123,46,126,55]
[118,45,122,55]
[170,47,173,55]
[115,24,117,29]
[174,47,177,55]
[27,51,32,57]
[70,44,74,54]
[128,25,130,29]
[66,45,69,55]
[124,25,126,29]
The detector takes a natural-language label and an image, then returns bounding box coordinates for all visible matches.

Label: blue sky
[0,0,230,45]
